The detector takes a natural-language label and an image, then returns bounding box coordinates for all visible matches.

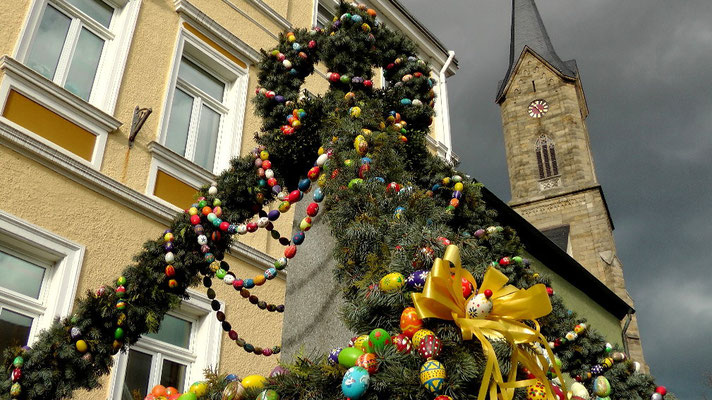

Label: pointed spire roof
[496,0,578,102]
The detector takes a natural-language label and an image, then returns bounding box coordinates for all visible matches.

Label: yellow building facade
[0,0,457,398]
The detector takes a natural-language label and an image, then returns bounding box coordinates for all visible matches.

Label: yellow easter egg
[453,182,464,191]
[419,360,446,394]
[412,329,435,348]
[526,380,547,400]
[353,334,370,352]
[241,375,267,390]
[379,272,405,292]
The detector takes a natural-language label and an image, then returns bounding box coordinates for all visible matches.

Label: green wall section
[523,250,624,347]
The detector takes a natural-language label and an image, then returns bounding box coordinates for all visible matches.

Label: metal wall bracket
[128,106,152,148]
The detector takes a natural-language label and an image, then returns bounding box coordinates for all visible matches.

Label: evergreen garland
[0,2,673,400]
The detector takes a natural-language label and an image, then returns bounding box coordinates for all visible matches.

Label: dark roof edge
[480,186,632,320]
[386,0,459,67]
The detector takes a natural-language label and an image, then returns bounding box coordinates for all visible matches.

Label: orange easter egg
[400,307,423,338]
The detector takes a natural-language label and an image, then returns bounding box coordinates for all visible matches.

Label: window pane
[160,359,187,392]
[0,309,33,354]
[0,250,46,299]
[178,58,224,101]
[25,5,71,80]
[67,0,113,28]
[121,350,152,400]
[145,314,192,349]
[193,106,220,171]
[64,28,104,101]
[165,89,194,157]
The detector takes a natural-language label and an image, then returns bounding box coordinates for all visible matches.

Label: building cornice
[509,184,614,231]
[243,0,291,31]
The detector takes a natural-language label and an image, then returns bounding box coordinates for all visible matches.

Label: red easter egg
[151,385,167,397]
[461,277,474,299]
[190,215,201,225]
[306,202,319,217]
[400,307,423,338]
[392,333,412,353]
[288,190,301,204]
[308,166,321,180]
[417,334,442,360]
[284,245,297,259]
[165,265,175,277]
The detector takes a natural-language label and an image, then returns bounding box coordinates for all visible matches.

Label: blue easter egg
[313,187,325,202]
[289,68,298,75]
[432,184,441,191]
[293,231,305,245]
[361,157,372,164]
[342,366,370,399]
[373,177,385,184]
[328,347,342,365]
[292,42,301,50]
[394,207,405,218]
[298,111,306,119]
[400,98,412,105]
[298,178,311,192]
[225,374,238,382]
[407,270,429,291]
[268,210,280,221]
[351,14,363,24]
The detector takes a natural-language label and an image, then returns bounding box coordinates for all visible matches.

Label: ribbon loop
[411,245,564,399]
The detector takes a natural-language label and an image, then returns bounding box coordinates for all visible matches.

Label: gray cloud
[400,0,712,397]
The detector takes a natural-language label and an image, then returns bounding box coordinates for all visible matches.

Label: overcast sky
[399,0,712,397]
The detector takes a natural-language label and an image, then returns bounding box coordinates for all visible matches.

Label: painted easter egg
[419,360,446,394]
[341,366,370,399]
[412,329,436,348]
[400,307,423,338]
[526,380,547,400]
[392,333,412,353]
[328,347,342,365]
[593,376,611,397]
[355,353,378,374]
[256,389,279,400]
[570,382,590,399]
[406,270,429,291]
[379,272,405,292]
[417,334,442,360]
[353,335,370,352]
[368,328,391,352]
[465,293,493,319]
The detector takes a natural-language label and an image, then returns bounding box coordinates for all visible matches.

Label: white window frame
[313,0,338,29]
[14,0,141,113]
[108,291,222,399]
[0,210,85,347]
[155,26,248,179]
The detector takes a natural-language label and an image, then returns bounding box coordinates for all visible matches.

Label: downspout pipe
[622,308,634,357]
[439,50,456,164]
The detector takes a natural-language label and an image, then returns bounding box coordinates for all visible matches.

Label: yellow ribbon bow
[411,245,565,400]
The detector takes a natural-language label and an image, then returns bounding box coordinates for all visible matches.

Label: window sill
[0,56,121,133]
[148,141,216,188]
[0,56,121,168]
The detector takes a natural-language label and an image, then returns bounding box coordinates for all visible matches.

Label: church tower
[496,0,646,364]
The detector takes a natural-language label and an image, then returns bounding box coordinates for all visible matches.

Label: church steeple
[496,0,577,102]
[495,0,647,367]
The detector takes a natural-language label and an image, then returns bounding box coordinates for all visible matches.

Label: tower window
[536,135,559,179]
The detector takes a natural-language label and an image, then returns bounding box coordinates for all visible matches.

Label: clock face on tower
[528,99,549,118]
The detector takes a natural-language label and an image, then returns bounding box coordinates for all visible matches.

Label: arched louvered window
[535,135,559,179]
